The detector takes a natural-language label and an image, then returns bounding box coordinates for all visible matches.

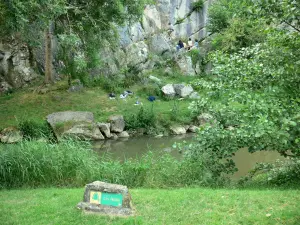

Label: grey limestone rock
[0,127,23,143]
[149,34,171,55]
[169,125,186,135]
[118,131,130,138]
[46,111,104,141]
[108,115,125,133]
[176,54,196,76]
[173,84,194,98]
[161,84,175,97]
[188,125,200,133]
[97,123,112,138]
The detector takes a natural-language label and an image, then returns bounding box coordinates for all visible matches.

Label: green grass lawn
[1,187,299,225]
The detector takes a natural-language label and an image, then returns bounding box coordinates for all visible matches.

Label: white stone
[170,125,186,135]
[161,84,176,97]
[174,84,194,98]
[118,131,130,138]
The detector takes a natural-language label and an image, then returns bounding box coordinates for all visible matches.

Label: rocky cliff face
[0,0,213,91]
[101,0,214,77]
[0,37,38,91]
[123,0,213,45]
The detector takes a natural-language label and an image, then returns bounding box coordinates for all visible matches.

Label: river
[94,134,285,179]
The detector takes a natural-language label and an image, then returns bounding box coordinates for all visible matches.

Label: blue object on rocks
[148,96,156,102]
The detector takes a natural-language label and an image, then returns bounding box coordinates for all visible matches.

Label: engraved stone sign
[77,181,134,216]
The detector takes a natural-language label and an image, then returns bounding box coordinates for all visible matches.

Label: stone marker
[77,181,134,216]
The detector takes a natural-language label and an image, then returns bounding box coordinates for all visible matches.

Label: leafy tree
[207,0,266,52]
[252,0,300,33]
[0,0,150,84]
[186,0,300,172]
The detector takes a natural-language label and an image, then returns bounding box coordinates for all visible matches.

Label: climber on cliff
[176,40,184,51]
[187,38,193,50]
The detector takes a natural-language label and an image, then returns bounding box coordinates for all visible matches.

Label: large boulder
[108,115,125,133]
[161,84,176,97]
[46,111,104,140]
[0,127,23,143]
[173,84,194,98]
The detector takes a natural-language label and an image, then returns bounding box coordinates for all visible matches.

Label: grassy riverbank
[0,76,195,131]
[1,187,299,225]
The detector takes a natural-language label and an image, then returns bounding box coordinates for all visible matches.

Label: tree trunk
[44,26,53,84]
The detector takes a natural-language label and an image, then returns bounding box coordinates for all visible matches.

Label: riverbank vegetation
[0,139,232,189]
[1,187,300,225]
[1,140,299,189]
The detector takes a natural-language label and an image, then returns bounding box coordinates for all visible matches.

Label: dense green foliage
[0,140,231,189]
[188,0,300,159]
[239,158,300,188]
[207,0,266,52]
[18,120,53,140]
[172,0,300,185]
[253,0,300,32]
[191,0,204,12]
[125,105,156,131]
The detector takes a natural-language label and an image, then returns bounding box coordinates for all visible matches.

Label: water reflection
[94,134,285,178]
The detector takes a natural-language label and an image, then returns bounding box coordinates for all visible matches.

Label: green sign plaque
[101,193,123,207]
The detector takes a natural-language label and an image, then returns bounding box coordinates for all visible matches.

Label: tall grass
[0,140,231,189]
[0,140,99,188]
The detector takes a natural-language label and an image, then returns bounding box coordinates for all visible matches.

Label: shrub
[174,125,238,186]
[85,76,124,93]
[18,120,53,140]
[125,105,156,130]
[188,48,201,68]
[136,84,162,97]
[211,18,266,52]
[191,0,204,12]
[207,0,254,34]
[238,159,300,187]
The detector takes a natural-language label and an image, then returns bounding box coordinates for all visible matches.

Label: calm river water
[94,134,285,179]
